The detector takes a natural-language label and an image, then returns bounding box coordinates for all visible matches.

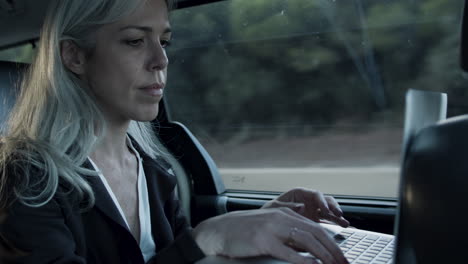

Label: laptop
[319,89,447,264]
[197,89,448,264]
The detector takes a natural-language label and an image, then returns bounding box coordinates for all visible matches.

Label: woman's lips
[140,83,164,96]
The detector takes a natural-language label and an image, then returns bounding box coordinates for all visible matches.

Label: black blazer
[0,143,205,263]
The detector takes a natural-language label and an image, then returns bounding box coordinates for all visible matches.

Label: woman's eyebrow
[118,25,172,34]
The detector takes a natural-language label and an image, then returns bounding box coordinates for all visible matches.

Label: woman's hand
[261,188,350,227]
[193,208,349,264]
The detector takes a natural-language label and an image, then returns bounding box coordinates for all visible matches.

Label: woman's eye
[161,39,172,48]
[126,39,144,47]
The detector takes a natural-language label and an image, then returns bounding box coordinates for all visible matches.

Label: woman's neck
[90,119,132,166]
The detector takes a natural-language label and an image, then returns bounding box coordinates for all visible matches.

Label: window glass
[166,0,466,198]
[0,43,35,63]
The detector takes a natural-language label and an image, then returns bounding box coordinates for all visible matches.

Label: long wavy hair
[0,0,173,211]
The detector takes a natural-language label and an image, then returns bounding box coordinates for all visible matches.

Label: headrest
[0,61,28,129]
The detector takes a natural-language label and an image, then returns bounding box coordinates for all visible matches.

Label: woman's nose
[148,42,169,71]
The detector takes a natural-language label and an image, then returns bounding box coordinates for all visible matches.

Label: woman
[0,0,350,263]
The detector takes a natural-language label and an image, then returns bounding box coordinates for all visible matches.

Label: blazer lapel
[83,135,179,252]
[82,160,130,233]
[139,152,178,250]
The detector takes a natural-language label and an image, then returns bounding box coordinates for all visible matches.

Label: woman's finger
[285,227,338,264]
[274,189,348,226]
[268,240,320,264]
[277,207,318,224]
[320,213,350,228]
[309,225,349,264]
[325,196,344,217]
[265,200,305,214]
[275,211,348,264]
[314,191,331,216]
[287,189,324,221]
[322,196,350,227]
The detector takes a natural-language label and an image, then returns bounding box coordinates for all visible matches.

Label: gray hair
[0,0,173,210]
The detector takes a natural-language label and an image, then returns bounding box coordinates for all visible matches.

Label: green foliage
[166,0,467,141]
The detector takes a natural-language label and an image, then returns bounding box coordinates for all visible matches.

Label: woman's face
[82,0,171,123]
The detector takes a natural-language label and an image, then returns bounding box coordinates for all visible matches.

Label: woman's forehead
[110,0,170,32]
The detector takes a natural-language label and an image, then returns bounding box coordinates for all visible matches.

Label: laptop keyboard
[335,229,394,264]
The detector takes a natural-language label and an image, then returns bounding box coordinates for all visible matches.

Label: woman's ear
[60,40,87,75]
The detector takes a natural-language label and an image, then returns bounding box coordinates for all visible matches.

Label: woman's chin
[131,109,159,122]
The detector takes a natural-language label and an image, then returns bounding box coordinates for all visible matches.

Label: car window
[165,0,467,198]
[0,43,35,63]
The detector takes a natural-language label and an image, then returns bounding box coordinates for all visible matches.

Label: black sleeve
[150,228,206,264]
[149,188,206,264]
[0,198,86,264]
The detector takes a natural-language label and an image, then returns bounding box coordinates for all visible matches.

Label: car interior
[1,0,468,263]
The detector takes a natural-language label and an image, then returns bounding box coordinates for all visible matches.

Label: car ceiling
[0,0,49,49]
[0,0,225,50]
